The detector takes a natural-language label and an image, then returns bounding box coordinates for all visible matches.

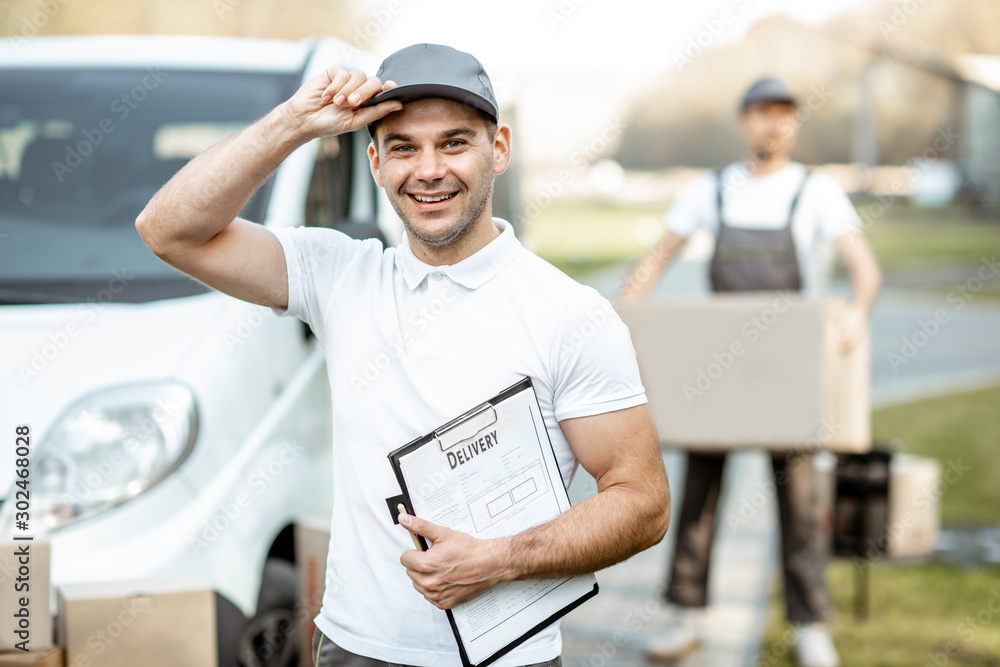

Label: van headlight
[26,383,198,533]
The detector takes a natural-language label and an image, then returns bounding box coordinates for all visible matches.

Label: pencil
[397,503,423,550]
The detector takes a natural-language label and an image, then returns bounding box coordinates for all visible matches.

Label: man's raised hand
[284,67,402,139]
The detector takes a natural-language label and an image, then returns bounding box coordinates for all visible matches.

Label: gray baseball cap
[366,43,498,134]
[741,77,796,111]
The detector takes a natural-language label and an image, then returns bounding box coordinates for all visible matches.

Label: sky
[365,0,871,77]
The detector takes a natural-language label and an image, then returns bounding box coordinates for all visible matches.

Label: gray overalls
[665,168,831,624]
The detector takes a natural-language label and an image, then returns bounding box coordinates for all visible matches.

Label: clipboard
[386,377,599,667]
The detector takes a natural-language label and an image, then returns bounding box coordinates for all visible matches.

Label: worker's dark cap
[741,77,796,111]
[367,43,498,136]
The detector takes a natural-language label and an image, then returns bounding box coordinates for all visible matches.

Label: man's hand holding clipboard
[397,506,509,610]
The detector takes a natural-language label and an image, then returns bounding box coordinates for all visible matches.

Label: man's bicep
[559,405,664,492]
[166,218,289,309]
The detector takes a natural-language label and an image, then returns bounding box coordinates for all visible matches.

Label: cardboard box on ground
[0,541,52,652]
[57,574,215,667]
[888,454,942,558]
[818,452,941,559]
[0,647,63,667]
[295,517,330,667]
[617,295,870,452]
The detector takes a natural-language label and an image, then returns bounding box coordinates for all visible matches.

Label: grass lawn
[759,562,1000,667]
[759,385,1000,666]
[857,200,1000,272]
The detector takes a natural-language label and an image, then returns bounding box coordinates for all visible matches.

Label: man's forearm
[617,232,685,304]
[495,481,670,581]
[850,261,881,314]
[136,103,310,255]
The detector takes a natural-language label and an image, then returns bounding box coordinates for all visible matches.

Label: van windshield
[0,68,298,304]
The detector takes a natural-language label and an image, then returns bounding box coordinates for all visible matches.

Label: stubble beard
[751,146,772,163]
[391,168,495,248]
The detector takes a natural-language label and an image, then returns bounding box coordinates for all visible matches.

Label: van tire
[236,558,299,667]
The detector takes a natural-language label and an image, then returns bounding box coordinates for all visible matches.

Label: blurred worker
[619,77,881,667]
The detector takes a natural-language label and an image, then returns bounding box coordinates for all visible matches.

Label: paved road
[559,256,1000,667]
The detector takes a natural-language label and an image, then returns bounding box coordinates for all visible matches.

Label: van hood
[0,293,223,499]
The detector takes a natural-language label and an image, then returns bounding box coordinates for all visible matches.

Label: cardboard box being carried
[618,295,870,452]
[295,517,330,667]
[0,541,52,652]
[58,574,216,667]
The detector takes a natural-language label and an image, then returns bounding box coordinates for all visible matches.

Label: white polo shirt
[271,218,646,666]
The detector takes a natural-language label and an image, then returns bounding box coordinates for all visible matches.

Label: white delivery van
[0,35,406,667]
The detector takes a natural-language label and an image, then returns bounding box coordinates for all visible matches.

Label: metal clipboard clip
[433,402,498,452]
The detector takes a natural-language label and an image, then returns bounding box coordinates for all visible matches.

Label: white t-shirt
[271,218,646,666]
[666,162,860,293]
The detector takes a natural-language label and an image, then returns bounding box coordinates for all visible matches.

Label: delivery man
[137,44,670,667]
[618,77,881,667]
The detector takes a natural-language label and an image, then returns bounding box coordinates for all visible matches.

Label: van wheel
[237,558,299,667]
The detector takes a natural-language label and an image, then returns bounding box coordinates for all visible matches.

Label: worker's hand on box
[839,302,866,353]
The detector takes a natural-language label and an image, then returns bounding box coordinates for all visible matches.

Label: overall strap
[715,169,726,228]
[785,168,811,227]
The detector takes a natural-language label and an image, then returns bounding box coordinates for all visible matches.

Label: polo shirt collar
[395,218,520,291]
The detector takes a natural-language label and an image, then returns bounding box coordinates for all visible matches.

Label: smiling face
[368,98,510,256]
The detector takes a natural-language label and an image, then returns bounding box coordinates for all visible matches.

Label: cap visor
[369,83,497,120]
